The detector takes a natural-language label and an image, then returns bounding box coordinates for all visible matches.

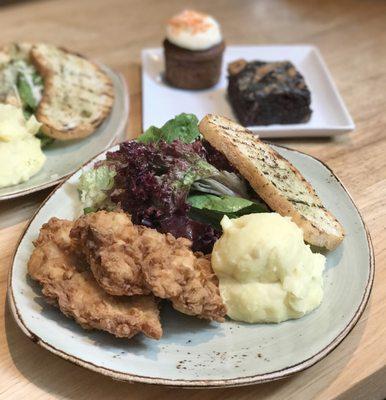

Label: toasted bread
[30,43,114,140]
[199,114,344,250]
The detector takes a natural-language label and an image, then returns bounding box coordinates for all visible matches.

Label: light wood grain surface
[0,0,385,399]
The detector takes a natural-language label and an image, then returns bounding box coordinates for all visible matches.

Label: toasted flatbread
[30,43,114,140]
[199,114,344,250]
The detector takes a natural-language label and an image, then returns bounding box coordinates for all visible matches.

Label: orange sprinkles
[168,10,213,35]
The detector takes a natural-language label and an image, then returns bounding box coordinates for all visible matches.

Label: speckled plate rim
[0,66,129,201]
[7,144,374,388]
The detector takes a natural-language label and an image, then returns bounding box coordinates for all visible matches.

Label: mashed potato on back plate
[212,213,325,323]
[0,104,45,188]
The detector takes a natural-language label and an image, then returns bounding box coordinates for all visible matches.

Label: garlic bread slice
[31,44,114,140]
[199,114,344,250]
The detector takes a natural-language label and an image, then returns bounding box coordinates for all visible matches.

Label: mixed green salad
[78,113,267,253]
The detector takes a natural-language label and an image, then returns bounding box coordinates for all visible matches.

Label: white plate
[142,45,354,138]
[0,66,129,201]
[8,144,373,387]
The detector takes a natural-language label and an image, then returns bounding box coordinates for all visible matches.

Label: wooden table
[1,0,385,398]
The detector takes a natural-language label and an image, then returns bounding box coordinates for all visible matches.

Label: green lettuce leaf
[36,132,55,147]
[188,194,266,229]
[15,61,43,112]
[138,113,200,144]
[14,61,49,146]
[78,165,116,213]
[17,73,38,110]
[174,159,219,190]
[188,194,261,212]
[137,126,163,144]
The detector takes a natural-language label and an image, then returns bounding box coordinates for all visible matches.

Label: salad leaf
[13,60,43,112]
[17,73,38,110]
[137,126,163,144]
[188,194,267,229]
[105,140,218,220]
[188,194,260,213]
[161,113,200,143]
[36,132,55,147]
[138,113,200,144]
[192,171,249,198]
[175,159,218,189]
[78,165,116,212]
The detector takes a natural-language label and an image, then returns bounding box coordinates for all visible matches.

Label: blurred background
[1,0,383,136]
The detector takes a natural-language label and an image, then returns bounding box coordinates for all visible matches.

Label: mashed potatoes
[212,213,325,323]
[0,104,45,188]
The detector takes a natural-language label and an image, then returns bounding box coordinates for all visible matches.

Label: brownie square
[227,59,312,126]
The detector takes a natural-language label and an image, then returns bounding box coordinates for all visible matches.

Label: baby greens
[78,113,269,253]
[78,165,116,214]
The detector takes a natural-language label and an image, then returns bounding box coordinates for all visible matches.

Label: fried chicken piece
[28,218,162,340]
[140,228,226,322]
[71,211,226,322]
[71,211,149,296]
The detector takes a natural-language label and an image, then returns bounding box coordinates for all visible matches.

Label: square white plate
[142,45,354,138]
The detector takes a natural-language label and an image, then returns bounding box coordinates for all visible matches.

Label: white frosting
[166,10,222,51]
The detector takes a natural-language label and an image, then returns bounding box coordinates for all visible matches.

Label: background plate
[142,45,354,138]
[0,66,129,201]
[8,145,373,387]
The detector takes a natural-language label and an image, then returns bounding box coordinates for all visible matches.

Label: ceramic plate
[8,145,373,388]
[142,45,355,138]
[0,66,129,201]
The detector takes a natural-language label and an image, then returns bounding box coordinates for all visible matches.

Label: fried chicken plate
[71,211,226,322]
[28,218,162,340]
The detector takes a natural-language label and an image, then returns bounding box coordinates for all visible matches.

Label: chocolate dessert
[227,59,312,126]
[163,10,225,90]
[164,39,225,90]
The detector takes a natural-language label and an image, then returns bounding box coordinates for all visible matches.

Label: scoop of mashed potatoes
[0,104,45,188]
[212,213,325,323]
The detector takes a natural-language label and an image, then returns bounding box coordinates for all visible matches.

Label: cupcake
[164,10,225,90]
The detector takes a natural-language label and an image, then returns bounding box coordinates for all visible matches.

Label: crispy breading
[71,211,226,322]
[70,211,149,296]
[28,217,162,340]
[141,228,226,321]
